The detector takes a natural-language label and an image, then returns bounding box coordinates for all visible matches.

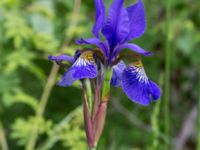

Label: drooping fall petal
[110,61,126,87]
[58,51,98,86]
[48,54,75,64]
[121,65,161,106]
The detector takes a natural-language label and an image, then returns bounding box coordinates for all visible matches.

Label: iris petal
[75,38,109,58]
[101,0,130,47]
[114,43,152,57]
[121,66,160,106]
[58,68,76,86]
[93,0,106,38]
[149,81,161,100]
[72,54,97,79]
[110,61,126,87]
[58,51,98,87]
[126,0,146,41]
[48,55,75,63]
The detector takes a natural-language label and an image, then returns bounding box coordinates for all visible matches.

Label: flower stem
[86,80,93,113]
[102,68,112,101]
[89,147,96,150]
[164,0,171,149]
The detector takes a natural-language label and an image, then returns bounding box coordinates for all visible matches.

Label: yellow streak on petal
[81,51,95,62]
[133,60,143,67]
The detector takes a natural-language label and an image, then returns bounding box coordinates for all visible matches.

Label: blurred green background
[0,0,199,150]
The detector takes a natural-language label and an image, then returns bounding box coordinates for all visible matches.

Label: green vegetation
[0,0,199,149]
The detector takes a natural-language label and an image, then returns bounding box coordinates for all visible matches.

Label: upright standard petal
[121,63,161,106]
[125,0,146,41]
[93,0,106,38]
[58,51,98,87]
[101,0,130,47]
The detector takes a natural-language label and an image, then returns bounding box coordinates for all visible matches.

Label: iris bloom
[49,0,161,148]
[49,0,161,105]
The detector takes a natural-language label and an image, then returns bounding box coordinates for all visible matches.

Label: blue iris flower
[49,0,161,106]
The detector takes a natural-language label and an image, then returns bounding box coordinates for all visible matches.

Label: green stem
[197,71,200,150]
[164,0,171,149]
[89,147,96,150]
[26,63,60,150]
[151,74,163,150]
[102,68,112,101]
[0,122,9,150]
[86,80,93,114]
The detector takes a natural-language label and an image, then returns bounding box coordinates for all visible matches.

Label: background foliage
[0,0,199,150]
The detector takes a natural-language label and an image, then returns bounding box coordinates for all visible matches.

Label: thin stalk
[86,80,93,113]
[197,71,200,150]
[82,81,95,148]
[102,68,112,101]
[151,74,163,150]
[0,122,9,150]
[26,0,81,149]
[151,100,161,150]
[92,69,103,119]
[92,82,101,119]
[26,64,59,150]
[164,0,171,149]
[89,148,96,150]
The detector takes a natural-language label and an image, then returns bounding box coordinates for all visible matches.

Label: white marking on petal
[74,57,88,66]
[131,66,148,83]
[73,51,95,67]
